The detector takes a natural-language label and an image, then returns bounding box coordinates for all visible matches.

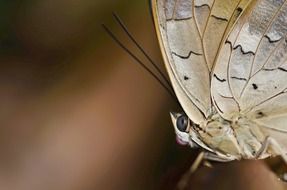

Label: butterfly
[151,0,287,165]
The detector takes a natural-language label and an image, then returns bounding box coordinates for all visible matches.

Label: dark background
[0,0,286,189]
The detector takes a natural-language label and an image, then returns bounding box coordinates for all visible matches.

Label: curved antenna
[102,24,179,103]
[112,13,173,91]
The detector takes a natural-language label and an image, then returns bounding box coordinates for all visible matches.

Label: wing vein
[226,41,241,111]
[246,87,287,114]
[251,37,285,76]
[192,0,212,73]
[210,0,245,73]
[249,2,286,75]
[171,0,180,20]
[239,1,287,97]
[227,10,249,102]
[253,120,287,134]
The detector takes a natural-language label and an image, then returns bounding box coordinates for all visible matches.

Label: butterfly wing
[152,0,252,124]
[211,0,287,149]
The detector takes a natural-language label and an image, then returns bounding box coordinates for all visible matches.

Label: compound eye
[176,115,189,132]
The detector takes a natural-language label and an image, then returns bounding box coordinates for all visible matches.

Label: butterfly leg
[203,152,235,162]
[256,136,287,163]
[177,152,205,190]
[256,136,287,182]
[177,151,233,189]
[255,136,271,159]
[265,137,287,182]
[203,160,213,168]
[189,151,232,173]
[190,151,205,173]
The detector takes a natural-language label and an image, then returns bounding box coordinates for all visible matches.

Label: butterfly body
[152,0,287,163]
[198,112,271,160]
[172,109,274,161]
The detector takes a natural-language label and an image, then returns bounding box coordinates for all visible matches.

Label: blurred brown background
[0,0,287,190]
[0,0,188,189]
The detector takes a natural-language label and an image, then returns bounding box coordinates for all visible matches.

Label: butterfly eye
[176,115,189,132]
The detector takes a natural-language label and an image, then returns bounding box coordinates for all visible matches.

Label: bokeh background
[0,0,286,190]
[0,0,190,189]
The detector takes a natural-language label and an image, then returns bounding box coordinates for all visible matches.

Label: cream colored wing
[152,0,251,124]
[211,0,287,148]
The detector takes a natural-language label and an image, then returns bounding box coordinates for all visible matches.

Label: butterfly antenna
[102,24,178,102]
[112,12,173,91]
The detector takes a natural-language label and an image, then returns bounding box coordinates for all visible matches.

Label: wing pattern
[212,0,287,138]
[153,0,251,123]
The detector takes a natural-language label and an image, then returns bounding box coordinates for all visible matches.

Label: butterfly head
[170,112,197,147]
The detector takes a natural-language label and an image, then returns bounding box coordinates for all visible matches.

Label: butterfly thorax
[195,114,272,160]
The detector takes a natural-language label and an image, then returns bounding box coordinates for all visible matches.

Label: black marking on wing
[225,40,233,46]
[233,7,243,18]
[219,94,234,99]
[256,111,266,119]
[236,7,243,13]
[264,35,281,43]
[262,68,276,71]
[193,123,213,137]
[231,76,247,81]
[172,50,202,59]
[213,74,226,82]
[213,98,223,114]
[252,83,258,90]
[194,4,210,9]
[278,67,287,72]
[234,45,255,55]
[184,76,190,80]
[211,15,228,22]
[262,67,287,72]
[225,40,236,53]
[167,17,193,21]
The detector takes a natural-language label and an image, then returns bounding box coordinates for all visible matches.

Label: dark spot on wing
[233,7,243,17]
[252,83,258,90]
[184,76,190,80]
[237,7,243,12]
[256,111,266,118]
